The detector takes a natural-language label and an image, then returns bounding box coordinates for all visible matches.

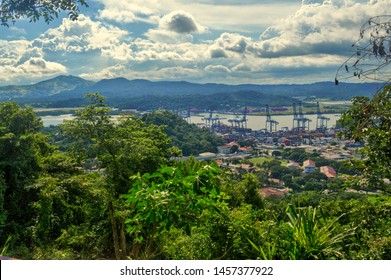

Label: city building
[303,159,316,173]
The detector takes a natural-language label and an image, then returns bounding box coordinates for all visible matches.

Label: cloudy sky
[0,0,389,86]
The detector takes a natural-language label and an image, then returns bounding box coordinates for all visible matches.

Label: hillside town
[191,112,364,198]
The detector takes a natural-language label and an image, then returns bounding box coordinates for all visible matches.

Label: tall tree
[0,102,49,244]
[61,93,173,259]
[339,85,391,194]
[336,15,391,193]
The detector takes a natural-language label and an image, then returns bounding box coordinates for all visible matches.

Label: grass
[249,157,288,166]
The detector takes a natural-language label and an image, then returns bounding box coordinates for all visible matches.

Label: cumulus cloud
[2,0,389,86]
[0,40,30,65]
[97,0,300,33]
[207,33,259,59]
[209,47,228,59]
[146,11,207,43]
[0,40,67,85]
[232,63,252,72]
[0,57,67,85]
[19,58,67,74]
[160,11,207,34]
[33,15,130,53]
[257,0,391,58]
[80,64,201,82]
[97,0,160,24]
[204,64,231,74]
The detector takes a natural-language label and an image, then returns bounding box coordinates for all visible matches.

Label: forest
[0,89,390,260]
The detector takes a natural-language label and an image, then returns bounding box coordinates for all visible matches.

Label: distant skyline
[0,0,389,86]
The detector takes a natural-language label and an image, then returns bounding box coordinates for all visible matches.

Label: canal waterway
[189,113,340,131]
[42,113,340,130]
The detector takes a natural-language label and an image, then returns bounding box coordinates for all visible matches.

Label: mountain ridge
[0,75,381,105]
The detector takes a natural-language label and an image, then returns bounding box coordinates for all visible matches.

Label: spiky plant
[285,205,354,260]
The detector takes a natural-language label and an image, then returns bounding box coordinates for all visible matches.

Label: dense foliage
[0,93,390,260]
[339,85,391,194]
[142,110,224,156]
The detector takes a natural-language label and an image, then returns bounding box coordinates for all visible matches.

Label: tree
[339,85,391,193]
[0,0,88,26]
[124,161,227,259]
[335,15,391,194]
[0,102,50,246]
[271,150,281,158]
[27,149,114,259]
[142,110,224,156]
[61,93,173,259]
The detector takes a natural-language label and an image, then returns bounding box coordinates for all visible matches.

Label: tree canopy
[141,110,224,156]
[0,0,88,26]
[339,85,391,193]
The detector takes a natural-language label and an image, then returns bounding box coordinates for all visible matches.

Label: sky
[0,0,389,86]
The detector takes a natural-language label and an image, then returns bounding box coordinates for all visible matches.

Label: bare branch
[335,15,391,85]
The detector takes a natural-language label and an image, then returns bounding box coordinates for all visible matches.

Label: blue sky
[0,0,389,86]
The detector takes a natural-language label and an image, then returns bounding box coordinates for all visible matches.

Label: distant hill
[0,75,94,99]
[117,90,299,111]
[0,75,382,110]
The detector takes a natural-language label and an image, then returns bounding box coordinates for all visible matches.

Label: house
[287,161,301,170]
[217,145,232,155]
[239,164,256,173]
[217,141,238,154]
[268,178,285,188]
[320,166,337,178]
[238,147,253,154]
[259,187,289,198]
[302,159,316,173]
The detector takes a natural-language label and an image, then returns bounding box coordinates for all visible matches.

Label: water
[41,114,74,126]
[189,113,340,131]
[41,113,340,131]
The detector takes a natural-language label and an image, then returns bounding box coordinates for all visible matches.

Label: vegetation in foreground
[0,89,390,260]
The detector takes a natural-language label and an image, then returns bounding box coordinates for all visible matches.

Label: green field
[249,157,288,166]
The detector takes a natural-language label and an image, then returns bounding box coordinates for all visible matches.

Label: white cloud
[0,57,67,85]
[257,0,391,58]
[2,0,389,86]
[33,15,130,53]
[129,38,207,62]
[231,63,252,72]
[161,11,206,34]
[145,11,207,43]
[96,0,300,33]
[145,29,195,43]
[97,0,160,24]
[204,64,232,73]
[0,40,30,66]
[18,58,67,74]
[80,64,201,82]
[209,33,257,58]
[0,40,67,85]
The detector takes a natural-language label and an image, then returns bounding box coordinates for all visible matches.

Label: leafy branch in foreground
[0,0,88,26]
[123,161,228,259]
[339,85,391,193]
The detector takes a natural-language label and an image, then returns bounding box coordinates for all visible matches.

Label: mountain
[0,75,382,108]
[0,75,94,99]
